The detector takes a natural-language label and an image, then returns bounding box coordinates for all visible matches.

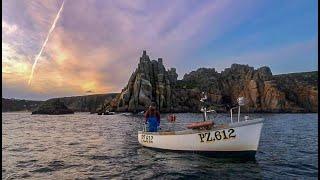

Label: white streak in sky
[28,0,65,85]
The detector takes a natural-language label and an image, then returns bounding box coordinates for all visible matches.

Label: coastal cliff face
[112,51,177,112]
[30,93,118,114]
[109,51,318,113]
[48,93,118,113]
[175,65,317,112]
[32,99,74,115]
[2,98,42,112]
[273,71,318,112]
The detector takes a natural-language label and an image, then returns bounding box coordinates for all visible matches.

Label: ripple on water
[31,167,54,173]
[30,160,84,174]
[89,155,112,160]
[8,147,30,152]
[68,142,81,146]
[16,159,38,168]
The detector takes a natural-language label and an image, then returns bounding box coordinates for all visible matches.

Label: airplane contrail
[28,0,65,85]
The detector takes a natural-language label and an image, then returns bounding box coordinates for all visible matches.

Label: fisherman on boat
[144,102,160,132]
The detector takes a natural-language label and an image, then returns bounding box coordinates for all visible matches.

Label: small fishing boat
[138,94,264,158]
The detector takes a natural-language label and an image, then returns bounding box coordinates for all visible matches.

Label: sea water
[2,112,318,179]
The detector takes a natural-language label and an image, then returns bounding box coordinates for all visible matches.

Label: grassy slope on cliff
[2,98,43,112]
[273,71,318,88]
[47,93,118,112]
[2,93,118,112]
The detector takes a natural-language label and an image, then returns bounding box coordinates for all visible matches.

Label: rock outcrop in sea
[32,99,74,115]
[111,50,178,112]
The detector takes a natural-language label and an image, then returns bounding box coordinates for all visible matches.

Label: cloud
[2,43,31,77]
[2,21,19,35]
[0,0,268,99]
[2,0,317,100]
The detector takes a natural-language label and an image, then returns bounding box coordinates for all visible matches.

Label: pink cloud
[3,0,316,100]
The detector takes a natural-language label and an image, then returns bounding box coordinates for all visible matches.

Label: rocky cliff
[47,93,118,113]
[2,94,118,113]
[112,51,177,112]
[2,98,43,112]
[32,99,74,115]
[175,65,318,112]
[109,51,318,113]
[273,71,318,112]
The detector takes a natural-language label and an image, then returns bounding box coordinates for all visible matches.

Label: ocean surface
[2,112,318,179]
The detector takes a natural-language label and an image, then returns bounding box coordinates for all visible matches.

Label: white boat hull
[138,118,263,157]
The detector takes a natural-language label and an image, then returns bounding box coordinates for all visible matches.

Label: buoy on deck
[186,121,214,130]
[167,114,176,122]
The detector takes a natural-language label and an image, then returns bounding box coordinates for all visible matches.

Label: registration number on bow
[141,134,153,143]
[198,129,236,143]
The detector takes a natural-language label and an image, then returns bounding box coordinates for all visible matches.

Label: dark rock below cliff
[32,99,74,115]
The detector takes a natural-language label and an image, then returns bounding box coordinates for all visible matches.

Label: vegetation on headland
[31,99,74,115]
[2,98,43,112]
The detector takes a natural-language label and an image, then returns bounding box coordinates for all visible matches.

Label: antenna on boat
[230,97,246,123]
[237,97,245,122]
[200,92,208,121]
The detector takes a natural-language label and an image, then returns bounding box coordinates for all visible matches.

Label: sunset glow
[2,0,318,100]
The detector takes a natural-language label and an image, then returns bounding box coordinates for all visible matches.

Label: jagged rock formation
[32,99,74,115]
[273,71,318,112]
[109,51,317,113]
[175,65,317,113]
[112,51,178,112]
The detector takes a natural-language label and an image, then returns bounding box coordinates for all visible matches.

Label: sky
[2,0,318,100]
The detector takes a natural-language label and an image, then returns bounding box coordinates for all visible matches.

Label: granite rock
[111,51,178,112]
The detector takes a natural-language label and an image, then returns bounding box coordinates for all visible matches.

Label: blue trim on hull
[143,146,256,159]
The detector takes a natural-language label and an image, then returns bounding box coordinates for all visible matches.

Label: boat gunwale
[138,118,264,135]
